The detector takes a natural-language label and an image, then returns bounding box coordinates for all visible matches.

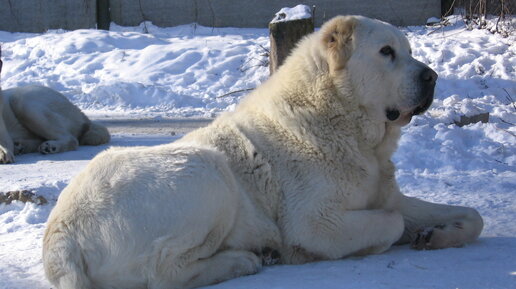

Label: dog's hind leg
[16,106,80,154]
[174,249,261,289]
[0,125,15,163]
[147,222,261,289]
[0,95,15,163]
[149,246,261,289]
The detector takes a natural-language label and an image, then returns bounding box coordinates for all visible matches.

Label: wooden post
[269,5,314,74]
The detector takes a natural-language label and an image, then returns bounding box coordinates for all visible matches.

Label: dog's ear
[320,16,356,73]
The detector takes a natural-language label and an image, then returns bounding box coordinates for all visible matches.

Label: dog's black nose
[420,67,437,84]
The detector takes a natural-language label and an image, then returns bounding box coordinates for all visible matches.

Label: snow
[271,4,312,23]
[0,15,515,289]
[0,23,270,119]
[426,17,441,25]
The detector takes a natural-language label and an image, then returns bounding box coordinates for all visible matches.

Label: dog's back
[6,85,91,139]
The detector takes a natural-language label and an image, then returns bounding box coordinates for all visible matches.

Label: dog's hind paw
[0,148,15,164]
[38,141,59,154]
[227,251,262,277]
[14,142,24,155]
[260,247,281,265]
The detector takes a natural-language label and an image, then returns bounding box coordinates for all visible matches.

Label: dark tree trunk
[97,0,111,30]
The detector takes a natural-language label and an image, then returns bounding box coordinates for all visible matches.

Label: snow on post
[269,5,314,74]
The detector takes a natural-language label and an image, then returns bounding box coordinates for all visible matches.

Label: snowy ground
[0,16,515,288]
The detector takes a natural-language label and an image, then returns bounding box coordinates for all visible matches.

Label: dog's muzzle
[386,67,437,123]
[413,67,437,115]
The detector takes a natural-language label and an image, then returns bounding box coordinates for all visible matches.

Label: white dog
[43,15,483,289]
[0,84,110,163]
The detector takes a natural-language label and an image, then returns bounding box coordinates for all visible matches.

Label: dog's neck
[375,122,401,162]
[356,102,402,158]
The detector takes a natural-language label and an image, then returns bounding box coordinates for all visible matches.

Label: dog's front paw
[411,223,464,250]
[0,148,15,164]
[411,227,435,250]
[39,141,59,154]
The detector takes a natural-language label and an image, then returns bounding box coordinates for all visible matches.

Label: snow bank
[0,23,270,118]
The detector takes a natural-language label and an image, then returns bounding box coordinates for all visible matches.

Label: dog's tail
[79,121,110,146]
[43,223,94,289]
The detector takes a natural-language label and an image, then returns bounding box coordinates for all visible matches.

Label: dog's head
[320,16,437,126]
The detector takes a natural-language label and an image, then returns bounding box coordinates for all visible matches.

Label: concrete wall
[0,0,440,32]
[0,0,96,33]
[110,0,441,28]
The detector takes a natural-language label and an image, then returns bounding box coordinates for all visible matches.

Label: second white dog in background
[0,85,110,163]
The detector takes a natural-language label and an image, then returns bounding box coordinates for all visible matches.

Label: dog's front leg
[281,206,405,264]
[396,196,483,250]
[0,108,15,163]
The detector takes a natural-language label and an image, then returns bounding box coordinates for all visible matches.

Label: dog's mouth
[412,95,433,116]
[385,95,433,125]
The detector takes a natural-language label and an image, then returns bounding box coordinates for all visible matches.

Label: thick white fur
[0,85,110,163]
[43,16,483,289]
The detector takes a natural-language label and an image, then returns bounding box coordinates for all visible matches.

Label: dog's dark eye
[380,46,395,59]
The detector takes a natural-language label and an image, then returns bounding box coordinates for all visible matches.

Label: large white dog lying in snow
[43,15,483,289]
